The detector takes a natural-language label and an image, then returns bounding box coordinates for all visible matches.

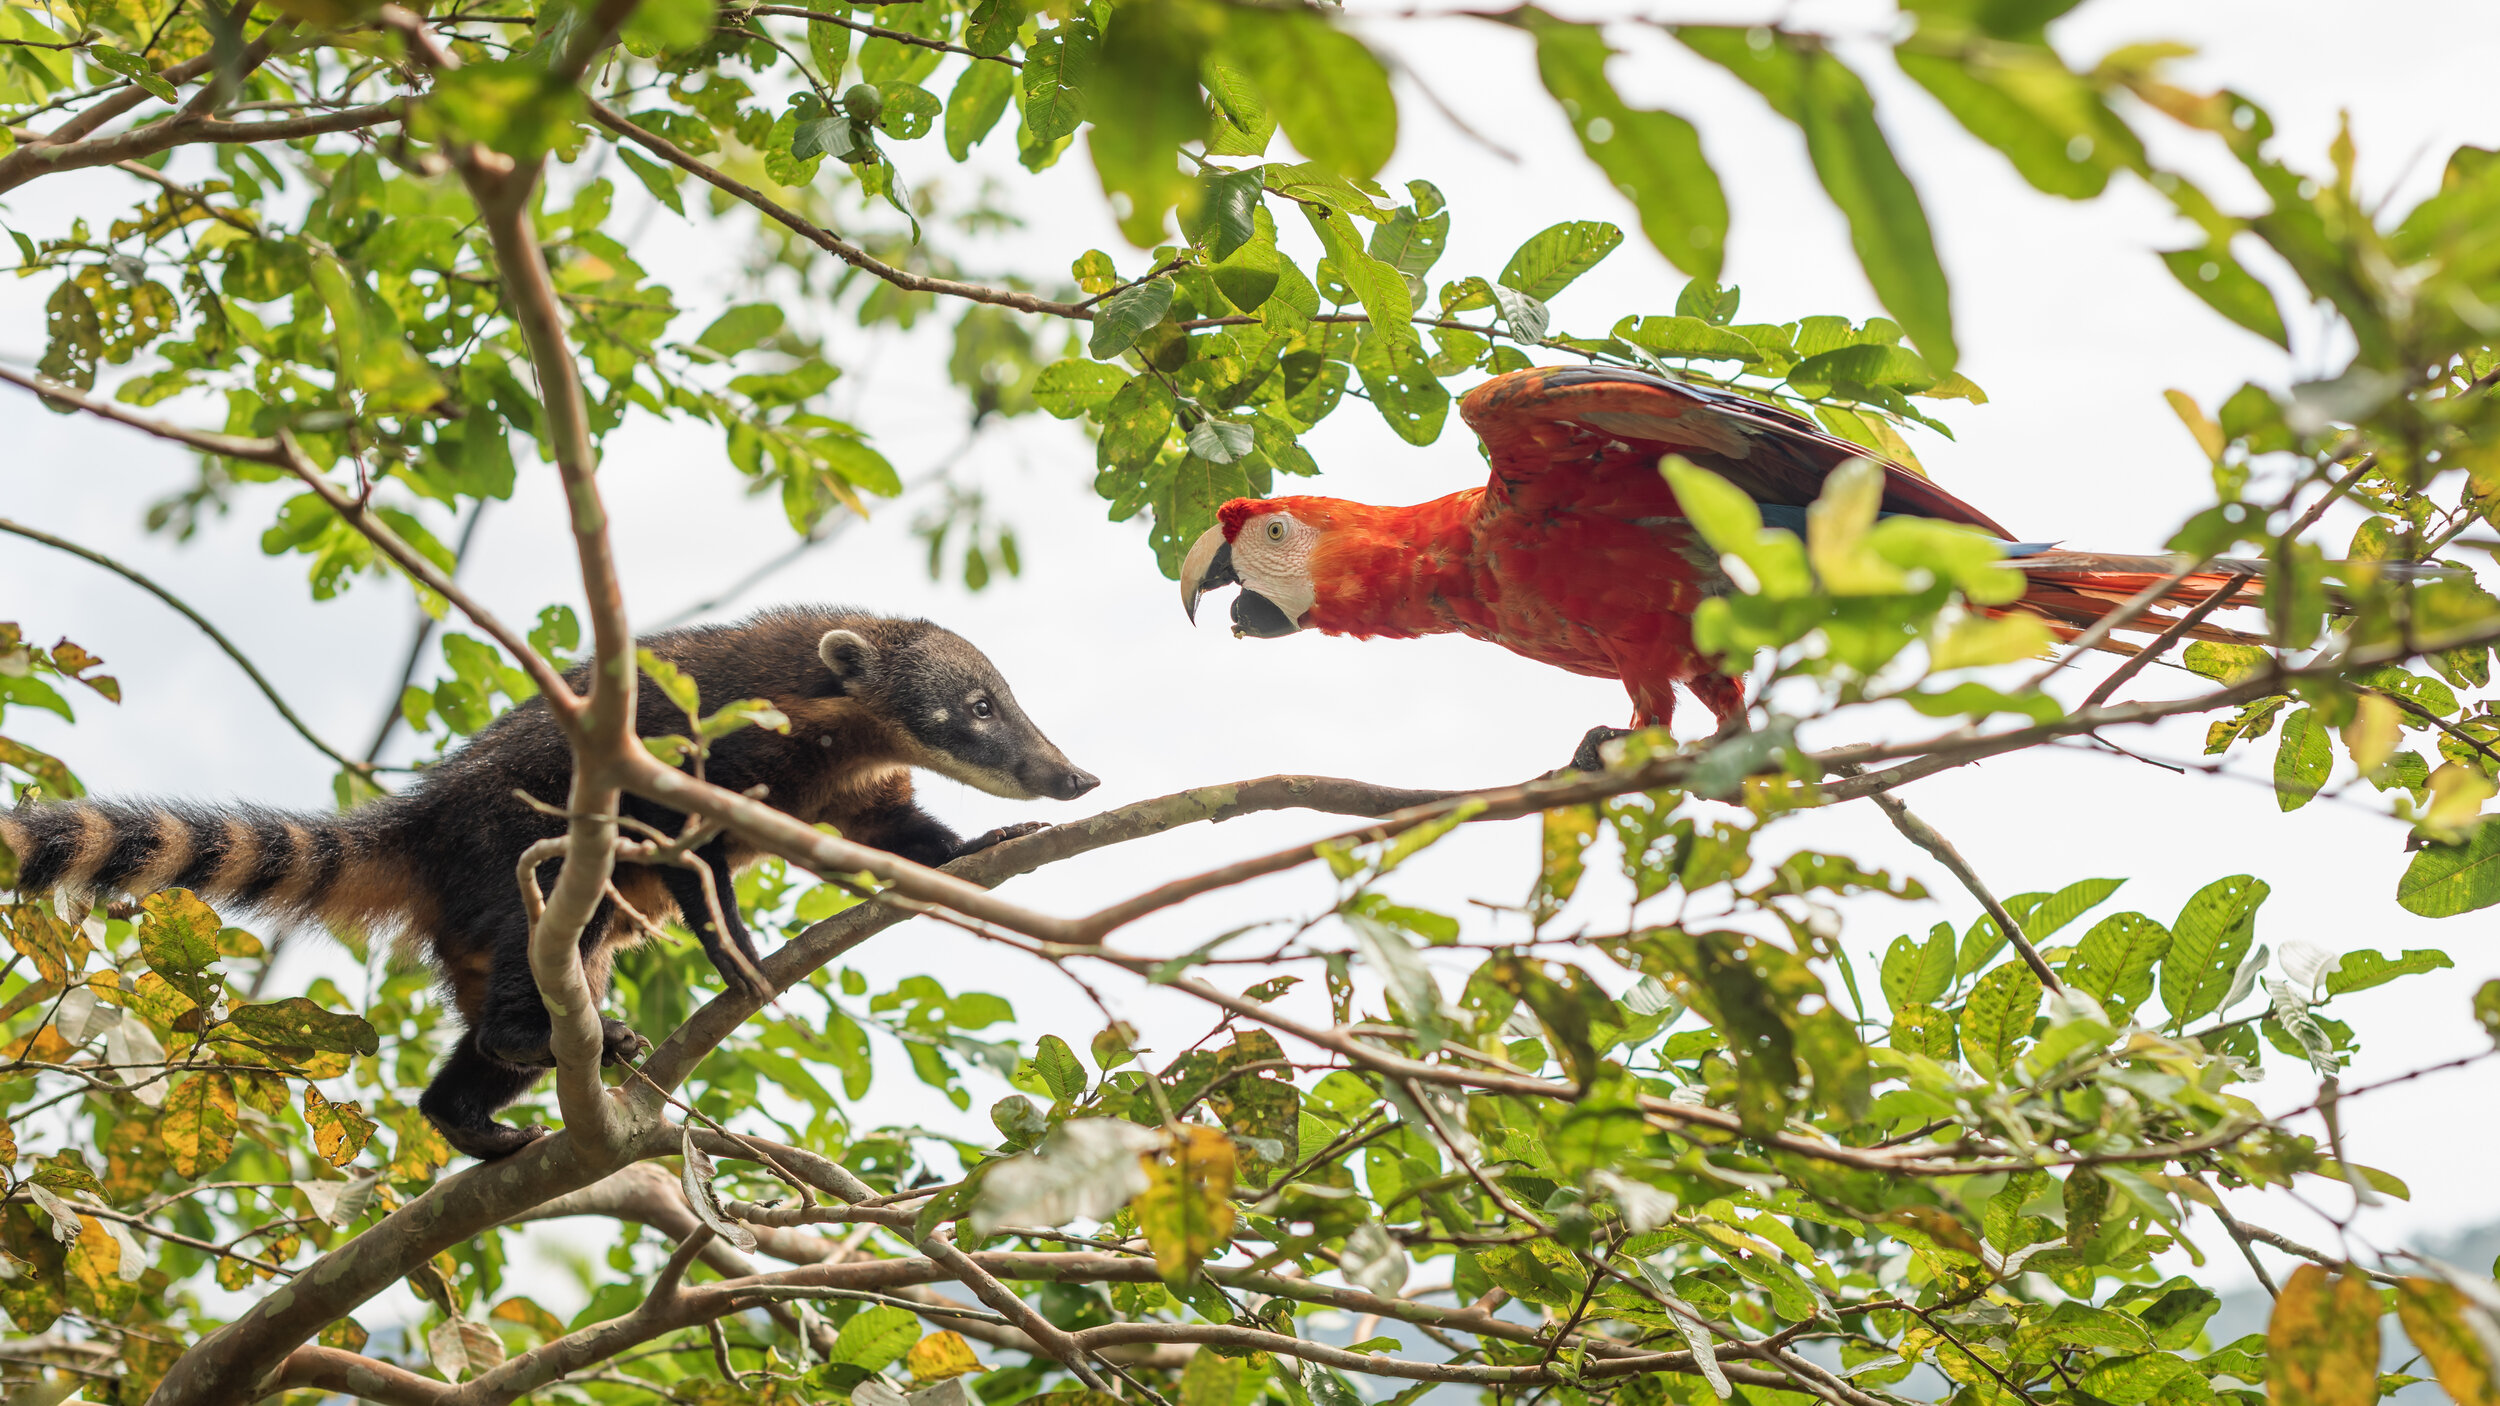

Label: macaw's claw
[1566,726,1633,775]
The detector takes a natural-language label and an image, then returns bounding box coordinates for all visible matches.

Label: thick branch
[464,148,635,1146]
[634,774,1455,1094]
[257,1346,452,1406]
[0,100,400,191]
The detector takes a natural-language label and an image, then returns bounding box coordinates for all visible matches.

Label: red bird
[1179,365,2259,768]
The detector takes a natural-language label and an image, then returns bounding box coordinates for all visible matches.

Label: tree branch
[586,99,1093,319]
[0,515,372,776]
[1830,762,2063,993]
[0,368,576,712]
[744,5,1019,65]
[256,1345,452,1406]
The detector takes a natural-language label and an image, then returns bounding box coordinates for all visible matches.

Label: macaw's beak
[1179,523,1304,639]
[1180,523,1233,625]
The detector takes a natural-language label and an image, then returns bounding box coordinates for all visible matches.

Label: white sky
[3,0,2498,1313]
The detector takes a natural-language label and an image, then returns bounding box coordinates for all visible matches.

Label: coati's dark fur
[0,607,1097,1160]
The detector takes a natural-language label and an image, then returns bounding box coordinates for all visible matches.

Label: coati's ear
[818,629,877,689]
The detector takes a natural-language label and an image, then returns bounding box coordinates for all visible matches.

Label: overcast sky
[4,0,2498,1311]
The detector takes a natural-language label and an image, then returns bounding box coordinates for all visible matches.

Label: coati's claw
[949,821,1050,860]
[451,1121,551,1161]
[600,1018,650,1068]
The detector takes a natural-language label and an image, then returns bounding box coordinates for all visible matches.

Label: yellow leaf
[2342,694,2402,778]
[2269,1264,2383,1406]
[1136,1126,1237,1283]
[2422,763,2496,843]
[1807,459,1908,595]
[2395,1278,2499,1406]
[2164,388,2225,461]
[1931,612,2053,670]
[906,1330,987,1384]
[304,1085,377,1168]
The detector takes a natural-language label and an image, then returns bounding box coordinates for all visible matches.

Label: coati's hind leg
[426,899,644,1160]
[420,1031,549,1161]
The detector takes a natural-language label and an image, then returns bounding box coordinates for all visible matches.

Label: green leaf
[622,0,716,53]
[2398,822,2500,917]
[2324,948,2453,996]
[1895,37,2139,201]
[2065,912,2171,1014]
[1523,12,1724,279]
[1612,314,1757,363]
[829,1305,922,1371]
[1034,1033,1088,1104]
[1089,278,1175,359]
[1303,204,1415,354]
[1677,27,1955,370]
[696,304,784,356]
[1879,923,1955,1009]
[1220,7,1395,179]
[223,998,381,1057]
[1021,18,1098,148]
[1957,961,2042,1079]
[806,14,851,78]
[88,46,176,101]
[1034,361,1129,419]
[2160,875,2267,1027]
[873,81,941,140]
[1087,1,1206,245]
[2161,242,2290,348]
[2272,706,2331,811]
[1353,324,1447,445]
[1497,220,1623,301]
[1202,61,1275,158]
[615,147,685,216]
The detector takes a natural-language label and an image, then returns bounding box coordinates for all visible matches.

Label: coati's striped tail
[0,799,419,931]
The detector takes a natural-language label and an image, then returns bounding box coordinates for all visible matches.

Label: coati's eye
[971,698,994,719]
[1265,518,1287,542]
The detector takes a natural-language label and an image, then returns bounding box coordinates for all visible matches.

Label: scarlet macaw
[1178,365,2260,768]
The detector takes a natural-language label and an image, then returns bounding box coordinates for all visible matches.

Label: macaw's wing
[1456,365,2016,539]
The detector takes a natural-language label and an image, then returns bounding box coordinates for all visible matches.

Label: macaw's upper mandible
[1178,364,2266,766]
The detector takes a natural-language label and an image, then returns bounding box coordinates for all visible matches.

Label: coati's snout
[818,627,1098,802]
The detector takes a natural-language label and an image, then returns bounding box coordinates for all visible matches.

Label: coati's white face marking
[931,709,949,725]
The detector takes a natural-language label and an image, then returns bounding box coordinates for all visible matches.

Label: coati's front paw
[600,1018,651,1068]
[949,821,1050,860]
[443,1119,551,1162]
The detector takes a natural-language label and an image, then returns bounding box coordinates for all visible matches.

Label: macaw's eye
[972,698,994,718]
[1265,518,1287,541]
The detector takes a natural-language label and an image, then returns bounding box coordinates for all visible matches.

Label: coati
[0,607,1098,1160]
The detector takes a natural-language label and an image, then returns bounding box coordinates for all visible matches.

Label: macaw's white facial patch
[1227,513,1319,623]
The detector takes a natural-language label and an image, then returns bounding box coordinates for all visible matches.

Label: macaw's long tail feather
[2007,551,2268,649]
[2004,552,2464,652]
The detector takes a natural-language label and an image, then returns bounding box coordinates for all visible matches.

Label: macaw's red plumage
[1178,365,2263,742]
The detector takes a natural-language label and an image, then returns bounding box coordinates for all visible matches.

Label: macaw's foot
[1568,726,1634,774]
[1705,710,1751,746]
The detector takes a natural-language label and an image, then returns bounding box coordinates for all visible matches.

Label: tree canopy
[1,0,2498,1404]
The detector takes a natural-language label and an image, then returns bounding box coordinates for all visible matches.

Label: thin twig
[1826,764,2063,993]
[0,515,373,775]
